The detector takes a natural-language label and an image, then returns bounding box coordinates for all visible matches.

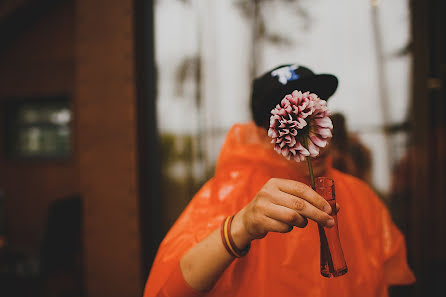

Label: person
[330,113,373,185]
[143,64,415,297]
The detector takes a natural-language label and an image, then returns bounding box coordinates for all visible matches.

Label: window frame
[2,95,73,161]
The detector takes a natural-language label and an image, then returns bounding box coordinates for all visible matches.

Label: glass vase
[315,177,348,278]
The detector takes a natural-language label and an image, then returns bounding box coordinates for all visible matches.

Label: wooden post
[75,0,143,296]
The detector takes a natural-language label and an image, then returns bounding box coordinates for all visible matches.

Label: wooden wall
[0,0,77,251]
[0,0,145,296]
[75,0,143,296]
[407,0,446,296]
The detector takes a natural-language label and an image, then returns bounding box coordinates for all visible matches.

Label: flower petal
[307,141,320,157]
[268,128,278,138]
[317,128,332,138]
[310,135,327,148]
[314,118,333,129]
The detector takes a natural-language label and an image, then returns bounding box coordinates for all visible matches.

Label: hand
[231,178,339,248]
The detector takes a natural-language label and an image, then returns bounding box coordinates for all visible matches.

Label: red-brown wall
[0,1,144,295]
[75,0,143,294]
[0,1,78,251]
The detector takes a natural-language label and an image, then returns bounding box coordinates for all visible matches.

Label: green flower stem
[303,138,316,189]
[306,156,315,189]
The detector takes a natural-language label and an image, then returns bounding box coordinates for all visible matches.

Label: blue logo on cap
[271,64,300,85]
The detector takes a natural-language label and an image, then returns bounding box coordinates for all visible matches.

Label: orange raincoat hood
[144,122,415,297]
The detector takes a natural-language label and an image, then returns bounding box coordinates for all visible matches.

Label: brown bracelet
[220,216,250,258]
[220,217,237,257]
[227,215,250,257]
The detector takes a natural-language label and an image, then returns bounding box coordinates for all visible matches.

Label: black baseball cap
[251,64,338,128]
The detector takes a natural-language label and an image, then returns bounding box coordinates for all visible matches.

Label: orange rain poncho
[144,122,415,297]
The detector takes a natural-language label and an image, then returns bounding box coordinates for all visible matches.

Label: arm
[179,178,338,292]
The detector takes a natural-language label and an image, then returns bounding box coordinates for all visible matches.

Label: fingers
[262,216,294,234]
[245,178,340,239]
[264,203,308,228]
[274,179,331,214]
[269,191,334,227]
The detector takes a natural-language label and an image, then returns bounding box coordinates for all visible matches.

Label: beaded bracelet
[220,215,250,258]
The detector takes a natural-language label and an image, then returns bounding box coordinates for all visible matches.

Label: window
[3,96,72,159]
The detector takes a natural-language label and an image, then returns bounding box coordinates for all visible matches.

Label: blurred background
[0,0,444,296]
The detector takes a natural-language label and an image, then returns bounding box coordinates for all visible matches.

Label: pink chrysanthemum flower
[268,90,333,162]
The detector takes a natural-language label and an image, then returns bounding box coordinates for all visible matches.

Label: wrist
[230,210,253,250]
